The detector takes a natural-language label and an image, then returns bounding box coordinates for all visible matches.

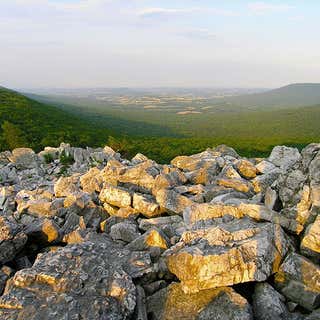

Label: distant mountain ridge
[222,83,320,108]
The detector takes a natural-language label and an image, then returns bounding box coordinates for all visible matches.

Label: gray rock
[275,252,320,311]
[165,218,290,293]
[268,146,301,171]
[0,235,153,320]
[253,282,290,320]
[110,221,141,243]
[9,148,39,170]
[0,216,27,264]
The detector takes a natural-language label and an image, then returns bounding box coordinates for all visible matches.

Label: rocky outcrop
[0,142,320,319]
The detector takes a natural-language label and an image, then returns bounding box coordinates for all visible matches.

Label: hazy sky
[1,0,320,89]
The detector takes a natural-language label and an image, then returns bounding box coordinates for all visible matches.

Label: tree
[1,121,27,150]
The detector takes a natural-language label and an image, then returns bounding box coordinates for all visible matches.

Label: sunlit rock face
[3,142,320,319]
[0,236,152,320]
[147,282,253,320]
[165,218,290,293]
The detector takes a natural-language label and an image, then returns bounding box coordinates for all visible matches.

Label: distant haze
[1,0,320,89]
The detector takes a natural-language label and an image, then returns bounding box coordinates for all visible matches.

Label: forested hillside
[0,87,113,151]
[1,86,320,163]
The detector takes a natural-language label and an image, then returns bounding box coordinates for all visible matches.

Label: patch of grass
[59,150,74,165]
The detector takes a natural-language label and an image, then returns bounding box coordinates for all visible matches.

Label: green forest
[1,86,320,163]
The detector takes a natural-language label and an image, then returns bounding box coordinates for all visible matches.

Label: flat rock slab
[165,218,290,293]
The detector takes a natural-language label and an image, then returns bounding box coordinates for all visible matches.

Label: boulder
[80,167,103,193]
[183,203,302,234]
[217,178,252,193]
[253,282,291,320]
[301,215,320,258]
[0,236,153,319]
[236,159,257,179]
[165,218,290,293]
[146,282,252,320]
[126,228,169,255]
[110,221,141,243]
[0,217,27,264]
[268,146,301,171]
[275,253,320,311]
[54,175,80,197]
[155,189,194,215]
[133,193,161,218]
[99,184,132,208]
[9,148,39,169]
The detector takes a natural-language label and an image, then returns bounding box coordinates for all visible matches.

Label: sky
[1,0,320,89]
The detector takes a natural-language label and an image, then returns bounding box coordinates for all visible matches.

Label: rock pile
[0,142,320,319]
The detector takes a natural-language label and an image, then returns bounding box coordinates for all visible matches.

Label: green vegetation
[1,85,320,163]
[0,87,113,152]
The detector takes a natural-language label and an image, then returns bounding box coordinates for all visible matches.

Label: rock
[0,237,152,319]
[264,187,279,210]
[110,221,141,243]
[102,160,159,193]
[301,215,320,258]
[0,267,13,295]
[133,193,161,218]
[220,164,242,179]
[253,282,291,320]
[252,169,281,194]
[268,146,301,171]
[24,218,60,244]
[146,282,252,320]
[126,228,169,255]
[213,144,239,158]
[306,309,320,320]
[134,286,148,320]
[80,167,103,193]
[236,159,258,179]
[0,217,27,265]
[275,253,320,311]
[131,153,149,164]
[217,177,252,193]
[165,218,289,293]
[171,150,220,173]
[38,147,59,163]
[54,175,80,197]
[152,170,187,194]
[138,215,185,239]
[277,169,307,208]
[256,160,277,174]
[155,189,194,215]
[183,203,302,234]
[99,184,132,208]
[9,148,39,169]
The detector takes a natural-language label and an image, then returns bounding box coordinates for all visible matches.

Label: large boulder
[9,148,39,169]
[155,189,194,215]
[0,235,153,319]
[274,252,320,311]
[253,282,294,320]
[268,146,301,171]
[165,218,290,293]
[147,282,252,320]
[99,184,132,208]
